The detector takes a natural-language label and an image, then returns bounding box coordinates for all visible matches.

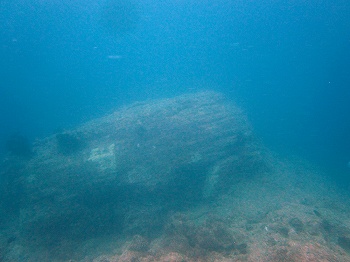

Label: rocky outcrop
[1,91,268,257]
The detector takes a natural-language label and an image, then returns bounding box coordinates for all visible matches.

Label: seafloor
[1,92,350,261]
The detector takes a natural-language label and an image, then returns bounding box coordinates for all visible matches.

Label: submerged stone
[3,91,268,257]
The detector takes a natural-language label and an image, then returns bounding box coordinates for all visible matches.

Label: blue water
[1,0,350,180]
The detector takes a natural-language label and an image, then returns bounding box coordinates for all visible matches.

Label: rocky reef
[0,91,268,260]
[2,91,349,261]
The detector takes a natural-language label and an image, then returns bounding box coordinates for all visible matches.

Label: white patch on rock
[88,143,116,171]
[202,164,220,199]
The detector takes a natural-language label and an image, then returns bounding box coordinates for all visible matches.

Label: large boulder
[2,91,268,249]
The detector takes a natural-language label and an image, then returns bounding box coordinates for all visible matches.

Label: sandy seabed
[88,159,350,262]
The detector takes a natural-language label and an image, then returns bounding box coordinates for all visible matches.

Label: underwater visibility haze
[1,0,350,261]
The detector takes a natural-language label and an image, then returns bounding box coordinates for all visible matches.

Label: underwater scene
[1,0,350,261]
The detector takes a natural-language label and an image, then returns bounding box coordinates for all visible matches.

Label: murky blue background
[1,0,350,182]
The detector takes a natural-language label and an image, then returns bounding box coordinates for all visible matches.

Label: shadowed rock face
[1,91,268,255]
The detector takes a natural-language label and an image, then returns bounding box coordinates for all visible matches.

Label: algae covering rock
[1,91,268,254]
